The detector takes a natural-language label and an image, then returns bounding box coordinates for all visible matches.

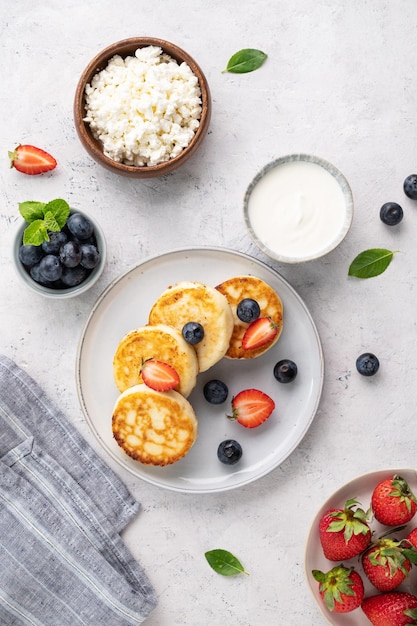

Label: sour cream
[245,156,353,262]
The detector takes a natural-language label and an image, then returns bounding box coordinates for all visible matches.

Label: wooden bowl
[74,37,211,178]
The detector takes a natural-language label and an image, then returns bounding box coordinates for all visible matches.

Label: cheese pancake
[215,275,283,359]
[148,281,234,372]
[113,324,198,397]
[112,384,198,466]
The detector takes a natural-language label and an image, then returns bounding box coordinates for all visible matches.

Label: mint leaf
[44,198,70,228]
[204,549,249,576]
[43,210,62,233]
[22,220,49,246]
[223,49,267,74]
[348,248,395,278]
[19,201,46,223]
[19,197,71,246]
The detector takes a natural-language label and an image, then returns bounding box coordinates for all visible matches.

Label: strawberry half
[9,144,57,175]
[319,498,372,561]
[241,317,278,351]
[312,565,364,613]
[140,359,180,392]
[228,388,275,428]
[361,591,417,626]
[371,475,417,526]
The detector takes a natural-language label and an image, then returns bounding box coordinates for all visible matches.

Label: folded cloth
[0,355,157,625]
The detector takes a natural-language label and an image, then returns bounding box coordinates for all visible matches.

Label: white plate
[76,247,323,493]
[305,468,417,625]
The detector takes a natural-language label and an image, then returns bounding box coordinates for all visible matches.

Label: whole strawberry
[406,527,417,549]
[372,475,417,526]
[312,565,364,613]
[319,498,371,561]
[362,538,412,592]
[361,592,417,625]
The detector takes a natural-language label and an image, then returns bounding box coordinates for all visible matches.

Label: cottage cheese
[83,46,202,166]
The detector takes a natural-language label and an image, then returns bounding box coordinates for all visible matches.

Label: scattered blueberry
[356,353,379,376]
[380,202,403,226]
[67,213,94,239]
[19,244,44,267]
[217,439,243,465]
[39,255,63,282]
[273,359,298,383]
[182,321,204,344]
[404,174,417,200]
[203,379,229,404]
[236,298,261,323]
[80,243,100,269]
[42,231,67,254]
[60,241,82,268]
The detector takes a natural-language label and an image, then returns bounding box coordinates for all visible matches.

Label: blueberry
[61,265,89,287]
[19,244,43,267]
[236,298,261,323]
[60,241,82,268]
[356,353,380,376]
[39,255,63,282]
[217,440,242,465]
[273,359,298,383]
[80,243,100,269]
[404,174,417,200]
[67,213,94,240]
[380,202,403,226]
[42,231,67,254]
[182,321,204,345]
[203,379,229,404]
[30,263,55,286]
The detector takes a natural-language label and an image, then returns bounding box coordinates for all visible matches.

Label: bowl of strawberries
[305,469,417,625]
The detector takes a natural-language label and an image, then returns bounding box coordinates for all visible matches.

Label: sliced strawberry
[241,317,278,351]
[9,144,57,175]
[140,359,180,392]
[228,388,275,428]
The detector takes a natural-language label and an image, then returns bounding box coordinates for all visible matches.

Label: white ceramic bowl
[13,209,106,298]
[244,154,354,263]
[305,468,417,625]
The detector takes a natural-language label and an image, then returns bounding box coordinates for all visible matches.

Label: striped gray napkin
[0,354,157,625]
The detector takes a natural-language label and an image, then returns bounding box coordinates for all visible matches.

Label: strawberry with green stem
[361,592,417,625]
[362,536,417,592]
[319,498,372,561]
[312,565,364,613]
[227,388,275,428]
[9,144,57,175]
[372,475,417,526]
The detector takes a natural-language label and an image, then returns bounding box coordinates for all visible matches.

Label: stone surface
[1,1,417,624]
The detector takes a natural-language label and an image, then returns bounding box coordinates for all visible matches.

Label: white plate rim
[76,246,324,494]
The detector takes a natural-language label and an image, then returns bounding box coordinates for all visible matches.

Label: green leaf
[223,48,267,74]
[43,210,62,233]
[204,549,249,576]
[44,198,70,228]
[348,248,395,278]
[23,220,49,246]
[19,197,70,246]
[18,201,46,223]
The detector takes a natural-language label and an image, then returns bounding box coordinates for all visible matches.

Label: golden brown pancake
[113,324,198,397]
[148,281,234,372]
[112,384,198,466]
[215,275,283,359]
